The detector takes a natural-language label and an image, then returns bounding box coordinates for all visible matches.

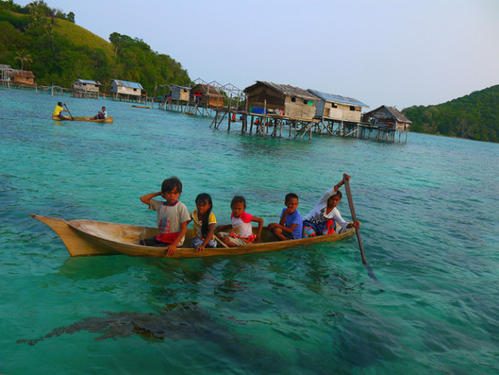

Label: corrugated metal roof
[112,80,143,90]
[307,89,368,107]
[77,79,98,85]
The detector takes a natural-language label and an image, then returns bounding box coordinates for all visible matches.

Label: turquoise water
[1,88,498,374]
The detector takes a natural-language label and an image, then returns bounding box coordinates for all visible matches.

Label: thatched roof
[245,81,317,102]
[364,105,411,124]
[10,69,34,78]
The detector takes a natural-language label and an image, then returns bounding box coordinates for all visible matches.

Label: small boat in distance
[31,214,355,258]
[52,116,114,123]
[130,105,152,109]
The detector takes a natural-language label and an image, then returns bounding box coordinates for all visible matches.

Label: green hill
[402,85,499,143]
[53,18,114,60]
[0,1,190,92]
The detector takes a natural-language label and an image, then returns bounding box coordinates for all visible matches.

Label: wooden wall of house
[113,84,141,96]
[284,96,316,120]
[12,73,34,86]
[246,85,285,111]
[171,86,190,101]
[319,101,362,122]
[208,95,224,108]
[72,82,99,93]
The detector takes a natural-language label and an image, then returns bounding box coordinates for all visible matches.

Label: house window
[291,97,296,102]
[133,88,137,91]
[331,103,337,108]
[350,106,355,111]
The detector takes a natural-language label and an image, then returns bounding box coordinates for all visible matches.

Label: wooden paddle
[215,234,229,248]
[63,103,73,120]
[343,173,379,282]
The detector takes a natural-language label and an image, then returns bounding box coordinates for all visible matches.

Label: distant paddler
[93,106,108,120]
[52,102,70,120]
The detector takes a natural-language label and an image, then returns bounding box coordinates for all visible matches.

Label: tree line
[0,0,190,94]
[402,85,499,143]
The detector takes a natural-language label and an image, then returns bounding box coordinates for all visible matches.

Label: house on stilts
[190,83,225,109]
[111,79,143,101]
[72,79,100,98]
[362,105,411,142]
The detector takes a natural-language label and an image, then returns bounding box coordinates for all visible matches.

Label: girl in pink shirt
[216,196,263,247]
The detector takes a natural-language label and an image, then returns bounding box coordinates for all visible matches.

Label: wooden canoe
[130,104,152,109]
[52,116,114,123]
[31,214,355,258]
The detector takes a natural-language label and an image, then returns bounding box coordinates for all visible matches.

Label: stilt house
[2,68,35,86]
[307,89,367,123]
[190,84,224,108]
[169,85,190,101]
[244,81,317,120]
[111,79,143,99]
[362,105,412,131]
[72,79,100,98]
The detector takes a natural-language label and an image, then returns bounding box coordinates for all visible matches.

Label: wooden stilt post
[227,94,232,133]
[262,99,267,137]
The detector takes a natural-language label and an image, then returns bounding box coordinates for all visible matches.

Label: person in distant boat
[139,176,190,256]
[216,195,263,247]
[52,102,68,119]
[268,193,303,241]
[190,193,217,251]
[94,106,108,120]
[302,175,360,237]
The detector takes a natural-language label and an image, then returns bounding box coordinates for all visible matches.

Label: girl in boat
[303,175,360,237]
[216,196,264,247]
[190,193,217,251]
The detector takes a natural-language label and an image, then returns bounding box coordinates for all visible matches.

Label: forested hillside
[0,0,190,93]
[403,85,499,143]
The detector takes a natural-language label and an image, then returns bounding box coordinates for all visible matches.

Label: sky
[16,0,499,109]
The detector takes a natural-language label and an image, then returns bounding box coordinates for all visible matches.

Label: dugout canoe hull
[31,214,355,258]
[52,116,114,123]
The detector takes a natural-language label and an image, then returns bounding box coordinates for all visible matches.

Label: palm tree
[15,51,32,71]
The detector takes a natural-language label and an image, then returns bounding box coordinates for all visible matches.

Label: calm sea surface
[1,88,498,374]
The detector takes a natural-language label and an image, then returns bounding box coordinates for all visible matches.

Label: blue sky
[16,0,499,109]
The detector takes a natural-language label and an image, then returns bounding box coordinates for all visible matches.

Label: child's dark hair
[231,195,246,208]
[195,193,213,238]
[285,193,299,203]
[161,177,182,194]
[327,191,342,204]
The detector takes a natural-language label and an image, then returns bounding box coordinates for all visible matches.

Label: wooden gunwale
[52,116,114,123]
[31,214,355,258]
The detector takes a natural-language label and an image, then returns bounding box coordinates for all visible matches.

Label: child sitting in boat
[303,175,360,237]
[190,193,217,251]
[268,193,303,241]
[139,176,190,256]
[216,195,263,247]
[94,106,107,119]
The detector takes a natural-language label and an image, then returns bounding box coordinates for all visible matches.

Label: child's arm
[215,224,232,232]
[166,221,188,256]
[198,223,216,251]
[140,191,161,206]
[252,216,264,241]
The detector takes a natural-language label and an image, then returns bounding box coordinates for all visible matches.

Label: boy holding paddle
[303,174,360,237]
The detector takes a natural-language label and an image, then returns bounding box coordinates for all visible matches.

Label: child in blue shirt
[268,193,303,241]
